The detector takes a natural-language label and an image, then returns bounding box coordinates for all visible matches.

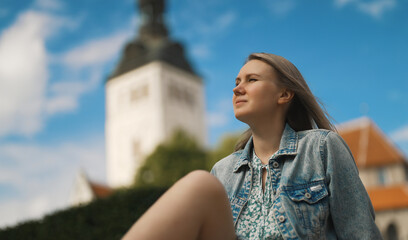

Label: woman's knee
[180,170,227,199]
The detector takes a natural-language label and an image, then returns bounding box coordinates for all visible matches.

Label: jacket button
[305,192,312,199]
[278,215,285,223]
[272,162,279,168]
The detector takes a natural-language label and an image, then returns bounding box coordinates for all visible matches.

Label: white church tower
[105,0,206,188]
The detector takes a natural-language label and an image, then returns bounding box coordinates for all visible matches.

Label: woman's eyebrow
[247,73,261,77]
[236,73,261,80]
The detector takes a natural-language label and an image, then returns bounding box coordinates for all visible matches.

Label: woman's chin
[234,112,251,124]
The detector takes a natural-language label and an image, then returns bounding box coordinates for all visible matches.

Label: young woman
[122,53,383,240]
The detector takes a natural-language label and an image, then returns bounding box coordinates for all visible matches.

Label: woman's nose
[233,84,244,95]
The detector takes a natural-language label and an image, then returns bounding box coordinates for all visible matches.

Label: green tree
[0,187,167,240]
[207,133,240,170]
[134,130,207,188]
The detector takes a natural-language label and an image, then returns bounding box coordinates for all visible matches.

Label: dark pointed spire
[138,0,168,41]
[108,0,197,80]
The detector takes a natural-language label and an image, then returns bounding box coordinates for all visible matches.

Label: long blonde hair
[235,53,335,150]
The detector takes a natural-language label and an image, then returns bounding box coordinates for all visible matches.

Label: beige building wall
[69,171,94,206]
[360,168,379,188]
[376,209,408,240]
[360,163,406,188]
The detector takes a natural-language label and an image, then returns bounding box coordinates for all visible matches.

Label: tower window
[131,85,149,103]
[168,84,195,107]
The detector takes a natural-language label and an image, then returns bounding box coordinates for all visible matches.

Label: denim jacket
[211,124,383,240]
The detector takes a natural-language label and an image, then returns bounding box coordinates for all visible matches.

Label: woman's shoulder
[296,129,347,148]
[211,150,243,175]
[297,128,332,140]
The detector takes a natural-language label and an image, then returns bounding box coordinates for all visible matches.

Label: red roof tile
[337,117,406,168]
[367,185,408,211]
[89,182,113,198]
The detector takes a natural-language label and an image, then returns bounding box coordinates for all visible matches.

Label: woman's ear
[278,89,294,105]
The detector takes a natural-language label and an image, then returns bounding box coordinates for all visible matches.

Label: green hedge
[0,187,167,240]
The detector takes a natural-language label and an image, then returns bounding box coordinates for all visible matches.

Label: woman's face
[233,59,283,124]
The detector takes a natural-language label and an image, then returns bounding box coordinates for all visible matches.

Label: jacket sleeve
[210,165,217,177]
[323,131,383,240]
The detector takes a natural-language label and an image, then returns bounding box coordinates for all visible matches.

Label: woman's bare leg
[122,170,236,240]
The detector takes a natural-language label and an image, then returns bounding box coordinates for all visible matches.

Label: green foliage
[0,187,167,240]
[0,131,242,239]
[207,134,240,169]
[134,130,208,188]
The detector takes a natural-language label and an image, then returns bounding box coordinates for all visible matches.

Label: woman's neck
[250,119,285,165]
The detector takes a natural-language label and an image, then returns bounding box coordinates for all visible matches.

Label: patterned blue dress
[235,151,283,240]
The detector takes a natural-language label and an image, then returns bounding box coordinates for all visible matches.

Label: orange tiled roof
[367,184,408,211]
[337,117,406,168]
[89,181,113,198]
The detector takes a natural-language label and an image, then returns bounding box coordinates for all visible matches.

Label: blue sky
[0,0,407,228]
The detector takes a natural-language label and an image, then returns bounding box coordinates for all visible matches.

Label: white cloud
[334,0,396,18]
[209,11,237,35]
[206,98,233,128]
[179,11,236,60]
[265,0,297,17]
[207,112,229,128]
[0,135,105,228]
[191,44,211,59]
[46,31,131,115]
[335,0,357,7]
[58,31,130,70]
[215,11,236,31]
[33,0,64,11]
[45,95,79,115]
[387,89,403,102]
[390,124,408,143]
[0,8,131,137]
[45,68,102,115]
[0,11,64,137]
[357,0,396,18]
[183,10,236,38]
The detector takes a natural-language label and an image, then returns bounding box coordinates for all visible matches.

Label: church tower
[105,0,206,188]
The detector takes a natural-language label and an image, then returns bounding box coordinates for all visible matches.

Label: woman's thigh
[122,170,236,240]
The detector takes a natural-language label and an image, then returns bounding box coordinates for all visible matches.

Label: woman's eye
[248,78,257,82]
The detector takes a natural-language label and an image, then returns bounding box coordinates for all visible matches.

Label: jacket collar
[233,123,298,172]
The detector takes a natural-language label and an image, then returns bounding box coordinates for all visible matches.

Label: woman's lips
[235,99,247,105]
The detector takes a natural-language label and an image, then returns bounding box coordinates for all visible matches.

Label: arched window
[385,223,398,240]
